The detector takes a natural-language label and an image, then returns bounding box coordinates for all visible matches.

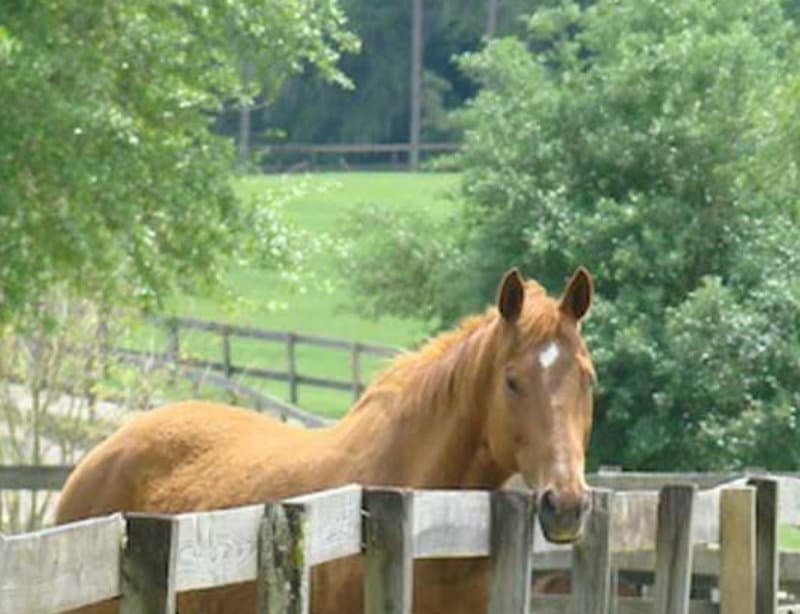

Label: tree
[341,0,800,469]
[248,0,533,149]
[0,1,356,324]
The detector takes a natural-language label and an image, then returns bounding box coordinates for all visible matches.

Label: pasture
[122,172,460,418]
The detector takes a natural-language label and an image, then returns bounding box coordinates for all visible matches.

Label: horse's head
[486,267,595,543]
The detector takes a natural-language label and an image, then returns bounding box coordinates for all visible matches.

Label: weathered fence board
[1,474,799,614]
[173,485,363,595]
[175,503,264,591]
[121,514,179,614]
[571,489,613,614]
[750,478,779,614]
[719,486,756,614]
[285,484,363,565]
[259,502,310,614]
[413,490,490,558]
[532,595,717,614]
[363,488,413,614]
[0,514,124,613]
[653,485,696,614]
[488,490,536,614]
[0,464,72,490]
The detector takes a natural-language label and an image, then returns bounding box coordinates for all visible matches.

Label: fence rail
[263,142,460,155]
[2,474,799,613]
[113,316,402,416]
[259,141,460,170]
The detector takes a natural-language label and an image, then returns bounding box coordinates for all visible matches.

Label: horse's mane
[349,280,562,417]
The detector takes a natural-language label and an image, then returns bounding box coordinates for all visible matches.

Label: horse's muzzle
[537,488,592,544]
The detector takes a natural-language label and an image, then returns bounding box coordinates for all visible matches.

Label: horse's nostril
[541,489,558,516]
[573,503,583,521]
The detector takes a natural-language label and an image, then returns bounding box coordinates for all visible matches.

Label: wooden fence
[2,470,800,613]
[259,142,460,170]
[112,316,401,422]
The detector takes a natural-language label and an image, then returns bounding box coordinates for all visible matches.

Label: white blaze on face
[539,341,560,369]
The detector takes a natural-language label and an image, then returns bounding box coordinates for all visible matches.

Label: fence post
[363,488,413,614]
[222,328,232,379]
[571,489,613,614]
[120,514,179,614]
[287,333,298,405]
[653,484,696,614]
[747,477,779,614]
[258,502,310,614]
[488,490,536,614]
[221,327,236,403]
[720,486,756,614]
[351,343,362,401]
[166,319,180,361]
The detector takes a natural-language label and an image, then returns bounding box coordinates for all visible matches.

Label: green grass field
[125,172,461,418]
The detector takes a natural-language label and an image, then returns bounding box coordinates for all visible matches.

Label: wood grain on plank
[653,485,696,614]
[488,490,535,614]
[121,514,179,614]
[719,487,756,614]
[364,488,413,614]
[258,502,310,614]
[748,478,779,614]
[0,513,124,613]
[571,489,613,614]
[413,490,490,558]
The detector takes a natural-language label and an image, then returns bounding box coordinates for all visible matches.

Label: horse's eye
[505,375,521,394]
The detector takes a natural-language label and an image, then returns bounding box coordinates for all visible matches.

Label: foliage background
[223,0,533,146]
[340,0,800,470]
[0,0,356,324]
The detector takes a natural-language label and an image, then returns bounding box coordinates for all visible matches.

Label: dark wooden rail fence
[263,142,460,155]
[115,316,401,410]
[258,142,461,170]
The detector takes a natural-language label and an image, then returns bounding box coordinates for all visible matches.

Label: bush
[0,291,166,531]
[342,0,800,469]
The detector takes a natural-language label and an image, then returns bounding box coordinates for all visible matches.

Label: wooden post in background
[120,514,178,614]
[259,502,309,614]
[222,327,235,403]
[239,61,253,163]
[364,488,413,614]
[351,343,362,401]
[720,486,756,614]
[653,485,696,614]
[409,0,423,170]
[222,328,232,378]
[488,490,536,614]
[486,0,498,37]
[571,489,613,614]
[748,477,779,614]
[166,319,180,361]
[287,332,298,405]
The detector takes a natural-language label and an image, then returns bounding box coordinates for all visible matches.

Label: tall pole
[238,61,252,164]
[486,0,499,38]
[409,0,423,170]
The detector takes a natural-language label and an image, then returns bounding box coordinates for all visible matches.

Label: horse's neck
[328,323,509,490]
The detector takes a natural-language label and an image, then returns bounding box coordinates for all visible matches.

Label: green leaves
[0,0,354,323]
[343,0,800,469]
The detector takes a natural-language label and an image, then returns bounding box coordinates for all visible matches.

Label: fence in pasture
[259,141,460,171]
[111,316,401,426]
[2,469,800,613]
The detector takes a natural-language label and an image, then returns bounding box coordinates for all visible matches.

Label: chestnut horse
[56,267,596,614]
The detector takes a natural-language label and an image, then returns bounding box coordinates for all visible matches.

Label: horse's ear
[560,267,593,322]
[497,268,525,323]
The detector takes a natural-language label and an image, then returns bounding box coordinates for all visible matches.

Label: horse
[56,267,596,614]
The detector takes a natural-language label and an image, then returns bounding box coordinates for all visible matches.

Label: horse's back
[56,400,304,522]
